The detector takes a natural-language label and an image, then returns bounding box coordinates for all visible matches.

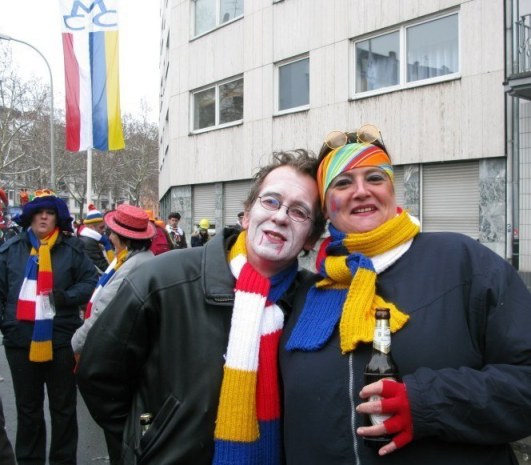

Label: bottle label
[369,394,392,425]
[373,326,391,354]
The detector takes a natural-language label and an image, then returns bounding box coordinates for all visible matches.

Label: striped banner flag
[59,0,125,152]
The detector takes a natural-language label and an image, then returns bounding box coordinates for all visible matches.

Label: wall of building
[160,0,505,198]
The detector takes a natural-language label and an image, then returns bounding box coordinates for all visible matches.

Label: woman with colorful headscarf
[280,126,531,465]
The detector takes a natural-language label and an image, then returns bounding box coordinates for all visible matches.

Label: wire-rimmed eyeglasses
[324,123,384,151]
[258,195,312,223]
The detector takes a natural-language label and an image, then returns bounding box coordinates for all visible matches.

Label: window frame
[351,11,460,99]
[275,54,310,116]
[192,0,244,39]
[190,76,244,134]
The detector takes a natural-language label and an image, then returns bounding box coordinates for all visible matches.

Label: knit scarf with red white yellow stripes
[16,227,60,362]
[212,231,298,465]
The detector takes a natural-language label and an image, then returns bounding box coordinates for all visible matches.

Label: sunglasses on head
[324,124,384,151]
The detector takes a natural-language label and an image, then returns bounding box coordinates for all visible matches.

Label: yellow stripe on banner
[215,367,259,441]
[105,31,125,151]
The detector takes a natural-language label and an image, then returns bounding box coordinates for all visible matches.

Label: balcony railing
[515,13,531,74]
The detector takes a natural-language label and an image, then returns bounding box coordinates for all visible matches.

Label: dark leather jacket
[76,229,305,464]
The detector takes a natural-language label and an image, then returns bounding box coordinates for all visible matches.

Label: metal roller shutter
[223,180,251,226]
[422,161,479,238]
[193,184,216,228]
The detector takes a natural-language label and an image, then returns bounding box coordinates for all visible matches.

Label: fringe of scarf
[16,228,60,362]
[79,226,115,264]
[212,231,298,465]
[84,248,128,320]
[286,211,420,354]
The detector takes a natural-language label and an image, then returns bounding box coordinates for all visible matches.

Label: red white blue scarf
[16,228,59,362]
[212,231,297,465]
[84,248,128,319]
[79,226,115,264]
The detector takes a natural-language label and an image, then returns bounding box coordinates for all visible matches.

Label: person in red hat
[72,204,156,464]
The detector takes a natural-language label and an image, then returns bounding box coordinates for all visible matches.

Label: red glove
[380,379,414,449]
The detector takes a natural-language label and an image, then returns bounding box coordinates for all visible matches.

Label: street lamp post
[0,33,55,190]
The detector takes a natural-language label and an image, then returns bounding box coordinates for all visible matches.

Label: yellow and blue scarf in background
[286,211,420,354]
[212,231,298,465]
[16,227,60,362]
[79,226,115,264]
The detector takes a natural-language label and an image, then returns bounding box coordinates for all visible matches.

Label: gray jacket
[71,249,154,354]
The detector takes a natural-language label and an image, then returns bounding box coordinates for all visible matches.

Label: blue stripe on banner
[32,319,53,341]
[90,31,109,150]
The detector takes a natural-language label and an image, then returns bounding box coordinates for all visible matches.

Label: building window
[194,0,244,37]
[355,12,459,95]
[277,56,309,113]
[192,77,244,131]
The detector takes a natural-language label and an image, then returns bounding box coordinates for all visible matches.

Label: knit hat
[14,189,73,233]
[105,204,156,240]
[84,204,104,224]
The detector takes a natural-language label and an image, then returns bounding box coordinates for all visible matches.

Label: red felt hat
[104,204,156,240]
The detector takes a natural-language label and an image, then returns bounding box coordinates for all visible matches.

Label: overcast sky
[0,0,160,122]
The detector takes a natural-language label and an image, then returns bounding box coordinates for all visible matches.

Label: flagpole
[87,147,93,208]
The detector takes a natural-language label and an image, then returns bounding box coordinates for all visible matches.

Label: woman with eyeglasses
[279,126,531,465]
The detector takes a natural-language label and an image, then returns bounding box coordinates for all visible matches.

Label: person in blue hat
[0,189,97,465]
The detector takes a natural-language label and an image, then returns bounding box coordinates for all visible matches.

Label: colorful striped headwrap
[84,248,128,320]
[212,231,298,465]
[16,227,60,362]
[317,142,393,205]
[79,226,115,264]
[286,211,420,354]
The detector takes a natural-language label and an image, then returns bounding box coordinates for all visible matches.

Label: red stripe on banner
[37,271,53,294]
[17,300,36,321]
[234,263,270,296]
[62,33,81,152]
[256,330,282,420]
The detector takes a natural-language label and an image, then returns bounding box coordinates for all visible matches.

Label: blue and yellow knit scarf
[79,226,115,264]
[286,211,420,354]
[16,228,60,362]
[212,231,298,465]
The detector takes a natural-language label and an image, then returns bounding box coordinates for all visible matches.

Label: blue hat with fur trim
[14,189,73,233]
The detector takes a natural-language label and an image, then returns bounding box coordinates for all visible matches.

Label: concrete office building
[158,0,531,282]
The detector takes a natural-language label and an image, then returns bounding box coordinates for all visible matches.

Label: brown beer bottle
[363,307,399,448]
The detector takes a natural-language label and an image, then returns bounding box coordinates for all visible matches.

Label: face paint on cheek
[328,196,340,217]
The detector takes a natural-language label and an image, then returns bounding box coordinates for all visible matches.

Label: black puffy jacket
[0,231,97,348]
[77,229,305,465]
[281,232,531,465]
